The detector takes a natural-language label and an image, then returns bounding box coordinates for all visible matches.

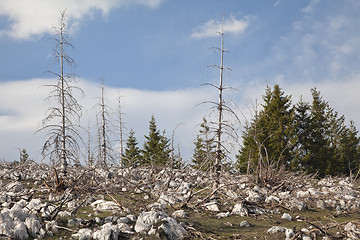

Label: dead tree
[202,15,241,188]
[94,79,115,168]
[37,10,83,177]
[116,95,126,166]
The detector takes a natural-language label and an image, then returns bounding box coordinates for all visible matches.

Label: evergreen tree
[122,129,140,167]
[338,121,360,175]
[292,97,311,171]
[302,88,334,176]
[191,117,216,171]
[294,88,360,176]
[141,115,171,166]
[236,85,296,172]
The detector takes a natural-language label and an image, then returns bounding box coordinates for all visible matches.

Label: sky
[1,0,360,164]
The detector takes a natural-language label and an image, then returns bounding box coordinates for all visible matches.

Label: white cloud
[191,16,250,39]
[273,0,281,7]
[0,0,163,40]
[302,0,320,14]
[0,78,213,163]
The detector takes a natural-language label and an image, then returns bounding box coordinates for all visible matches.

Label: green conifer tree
[141,115,171,166]
[236,84,296,172]
[191,117,216,171]
[122,129,140,167]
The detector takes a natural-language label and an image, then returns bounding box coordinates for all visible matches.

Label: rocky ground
[0,161,359,240]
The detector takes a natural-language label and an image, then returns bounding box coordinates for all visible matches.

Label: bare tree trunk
[117,96,125,167]
[214,18,225,189]
[100,81,107,168]
[59,13,67,177]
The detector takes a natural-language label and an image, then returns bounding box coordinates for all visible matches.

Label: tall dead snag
[37,10,83,177]
[203,15,240,188]
[94,79,114,168]
[116,95,126,166]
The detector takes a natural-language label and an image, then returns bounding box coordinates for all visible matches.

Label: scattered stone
[159,217,187,240]
[203,200,220,212]
[93,223,119,240]
[172,209,187,218]
[91,200,121,211]
[134,210,168,233]
[285,228,295,238]
[147,202,166,211]
[6,181,24,193]
[289,198,308,211]
[316,200,327,209]
[25,214,42,238]
[240,220,252,228]
[216,212,230,218]
[281,213,292,221]
[267,226,287,234]
[72,228,93,240]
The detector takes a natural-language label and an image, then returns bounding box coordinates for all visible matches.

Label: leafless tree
[93,79,115,168]
[116,95,126,166]
[202,15,241,188]
[37,10,83,177]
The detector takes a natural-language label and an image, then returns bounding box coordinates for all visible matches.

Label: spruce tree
[191,117,216,171]
[339,121,360,175]
[123,129,140,167]
[294,88,360,176]
[292,97,311,171]
[236,84,296,172]
[141,115,171,166]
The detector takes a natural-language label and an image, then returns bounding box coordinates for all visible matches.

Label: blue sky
[1,0,360,163]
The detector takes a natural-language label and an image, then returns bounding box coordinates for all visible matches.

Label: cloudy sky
[1,0,360,164]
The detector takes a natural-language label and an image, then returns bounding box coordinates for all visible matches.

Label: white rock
[226,189,238,199]
[216,212,230,218]
[26,198,43,212]
[6,182,24,193]
[147,202,166,211]
[17,199,28,208]
[265,195,280,204]
[240,221,251,227]
[231,203,248,216]
[169,180,179,188]
[246,190,263,203]
[90,200,121,211]
[160,217,187,240]
[117,222,132,233]
[290,199,307,211]
[278,191,291,199]
[308,188,320,197]
[281,213,292,221]
[72,228,93,240]
[285,228,295,238]
[302,234,312,240]
[159,193,182,205]
[344,222,359,232]
[172,210,187,218]
[10,204,28,221]
[296,190,309,198]
[117,216,130,224]
[135,210,168,233]
[267,226,287,234]
[14,220,29,240]
[93,223,119,240]
[126,214,137,222]
[203,201,220,212]
[317,200,327,209]
[0,212,14,237]
[25,214,42,238]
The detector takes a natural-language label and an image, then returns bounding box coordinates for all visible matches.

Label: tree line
[37,11,359,179]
